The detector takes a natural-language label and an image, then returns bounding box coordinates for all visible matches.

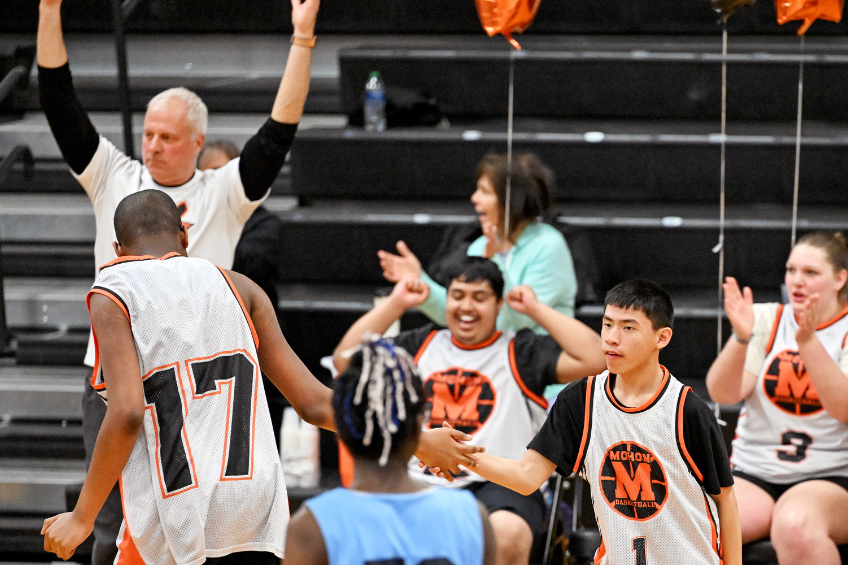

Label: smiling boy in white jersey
[458,279,742,565]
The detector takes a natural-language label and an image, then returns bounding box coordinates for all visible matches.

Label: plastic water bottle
[364,71,386,132]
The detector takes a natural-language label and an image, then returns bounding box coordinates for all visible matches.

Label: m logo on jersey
[423,368,495,435]
[763,350,822,415]
[599,441,667,521]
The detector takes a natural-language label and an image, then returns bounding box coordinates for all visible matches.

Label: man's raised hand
[291,0,319,38]
[378,240,422,283]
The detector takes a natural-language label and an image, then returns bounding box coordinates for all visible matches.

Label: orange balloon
[776,0,843,34]
[475,0,541,50]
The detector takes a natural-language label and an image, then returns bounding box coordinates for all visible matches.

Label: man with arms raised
[333,257,605,565]
[41,190,483,564]
[36,0,319,560]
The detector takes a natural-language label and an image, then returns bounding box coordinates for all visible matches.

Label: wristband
[733,332,751,345]
[291,35,317,49]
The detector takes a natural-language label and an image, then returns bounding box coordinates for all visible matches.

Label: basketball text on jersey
[424,367,496,434]
[599,441,668,520]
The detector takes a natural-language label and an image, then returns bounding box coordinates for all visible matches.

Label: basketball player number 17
[142,351,258,496]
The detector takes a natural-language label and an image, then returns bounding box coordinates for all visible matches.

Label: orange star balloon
[776,0,843,34]
[475,0,541,50]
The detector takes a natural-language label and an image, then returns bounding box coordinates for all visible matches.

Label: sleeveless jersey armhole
[508,338,548,409]
[87,287,131,391]
[216,267,259,351]
[676,386,704,483]
[573,374,595,475]
[765,304,785,356]
[413,329,439,364]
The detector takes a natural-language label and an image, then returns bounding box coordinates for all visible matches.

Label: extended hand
[795,293,820,345]
[506,285,538,315]
[378,241,422,283]
[291,0,320,38]
[390,278,430,310]
[42,512,92,561]
[416,423,485,483]
[723,277,755,341]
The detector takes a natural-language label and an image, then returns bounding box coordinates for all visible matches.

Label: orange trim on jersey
[414,329,439,364]
[572,375,595,474]
[765,304,784,355]
[843,330,848,350]
[593,538,606,565]
[677,387,704,482]
[703,493,721,560]
[451,331,503,350]
[217,267,260,351]
[143,362,198,499]
[98,251,182,272]
[814,303,848,331]
[508,339,548,409]
[184,349,260,482]
[605,366,669,413]
[115,477,145,565]
[86,288,131,391]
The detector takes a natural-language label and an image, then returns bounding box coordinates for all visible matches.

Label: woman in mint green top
[379,153,577,335]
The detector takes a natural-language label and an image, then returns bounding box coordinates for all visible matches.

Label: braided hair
[334,333,425,466]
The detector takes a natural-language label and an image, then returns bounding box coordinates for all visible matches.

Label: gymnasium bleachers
[2,0,848,562]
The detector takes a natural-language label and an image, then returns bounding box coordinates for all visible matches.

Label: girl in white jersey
[707,231,848,564]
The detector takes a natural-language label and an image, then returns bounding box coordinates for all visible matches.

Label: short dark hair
[605,280,674,330]
[113,189,182,248]
[199,139,240,161]
[334,337,425,465]
[475,153,555,243]
[445,257,504,300]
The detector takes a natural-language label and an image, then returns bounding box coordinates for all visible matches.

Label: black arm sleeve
[393,323,441,359]
[238,118,298,201]
[681,391,735,495]
[527,378,588,477]
[512,329,562,396]
[38,64,100,175]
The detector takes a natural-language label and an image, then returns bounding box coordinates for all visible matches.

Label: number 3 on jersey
[142,350,259,496]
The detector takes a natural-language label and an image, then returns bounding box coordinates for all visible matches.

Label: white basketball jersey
[407,329,548,486]
[580,371,721,565]
[88,253,288,565]
[732,304,848,482]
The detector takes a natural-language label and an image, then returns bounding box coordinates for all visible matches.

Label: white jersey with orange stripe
[88,253,288,565]
[407,328,549,486]
[732,303,848,483]
[580,371,722,565]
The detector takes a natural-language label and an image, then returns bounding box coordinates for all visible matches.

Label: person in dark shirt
[36,0,320,561]
[459,280,742,565]
[333,257,605,565]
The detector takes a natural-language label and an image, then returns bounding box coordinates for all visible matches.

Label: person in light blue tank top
[284,336,495,565]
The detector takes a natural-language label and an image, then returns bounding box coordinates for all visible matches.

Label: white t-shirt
[77,136,267,366]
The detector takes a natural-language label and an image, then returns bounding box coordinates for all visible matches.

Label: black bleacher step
[14,331,88,366]
[290,120,848,204]
[1,244,93,277]
[0,421,84,459]
[340,37,848,120]
[2,0,846,34]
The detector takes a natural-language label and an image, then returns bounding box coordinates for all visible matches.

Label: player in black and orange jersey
[458,280,741,565]
[707,231,848,564]
[333,257,605,565]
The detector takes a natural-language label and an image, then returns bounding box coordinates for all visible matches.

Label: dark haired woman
[379,153,577,334]
[284,336,496,565]
[706,231,848,564]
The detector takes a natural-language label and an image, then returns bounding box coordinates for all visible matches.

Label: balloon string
[713,22,728,423]
[714,23,728,356]
[791,34,805,247]
[504,49,515,243]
